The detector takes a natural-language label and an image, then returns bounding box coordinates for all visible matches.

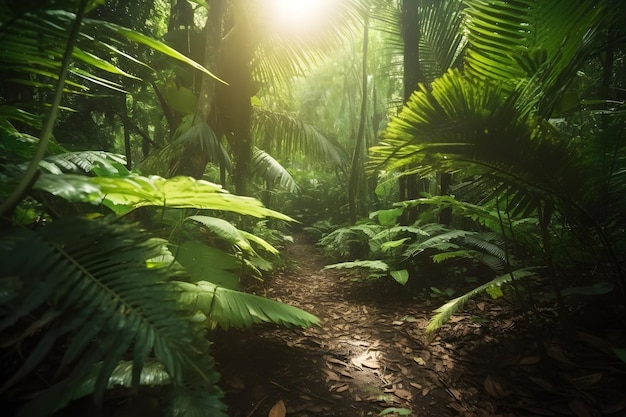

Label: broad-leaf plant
[0,1,318,416]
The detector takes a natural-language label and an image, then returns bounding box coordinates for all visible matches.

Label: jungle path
[211,232,519,417]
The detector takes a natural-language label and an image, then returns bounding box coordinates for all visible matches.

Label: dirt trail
[211,233,508,417]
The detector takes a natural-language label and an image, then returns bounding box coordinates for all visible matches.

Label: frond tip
[426,268,539,334]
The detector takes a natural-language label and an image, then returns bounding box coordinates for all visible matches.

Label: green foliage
[176,280,320,330]
[0,2,323,416]
[0,217,225,416]
[324,260,390,272]
[0,7,223,99]
[365,0,626,334]
[426,268,539,334]
[33,172,294,219]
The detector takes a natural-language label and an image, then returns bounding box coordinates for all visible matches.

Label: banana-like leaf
[324,260,389,271]
[0,217,223,415]
[426,268,539,333]
[175,281,319,330]
[390,269,409,285]
[173,241,240,290]
[240,230,280,255]
[33,173,294,220]
[186,215,253,253]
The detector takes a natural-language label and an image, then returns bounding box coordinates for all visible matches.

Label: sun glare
[268,0,333,33]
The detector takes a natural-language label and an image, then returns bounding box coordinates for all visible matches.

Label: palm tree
[138,0,367,196]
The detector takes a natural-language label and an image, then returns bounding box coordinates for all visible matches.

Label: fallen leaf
[568,399,593,417]
[335,384,349,393]
[324,369,340,382]
[394,389,412,400]
[483,376,508,398]
[361,359,380,369]
[448,387,462,401]
[413,356,426,365]
[268,400,286,417]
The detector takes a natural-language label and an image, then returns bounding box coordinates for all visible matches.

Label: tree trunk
[348,14,370,225]
[217,0,254,195]
[400,0,421,224]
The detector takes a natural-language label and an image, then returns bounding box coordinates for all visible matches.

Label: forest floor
[212,233,626,417]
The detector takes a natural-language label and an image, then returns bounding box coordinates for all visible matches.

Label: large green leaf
[34,173,294,220]
[175,281,319,330]
[174,241,240,290]
[186,215,253,253]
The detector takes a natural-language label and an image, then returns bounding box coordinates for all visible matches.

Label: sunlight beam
[268,0,333,34]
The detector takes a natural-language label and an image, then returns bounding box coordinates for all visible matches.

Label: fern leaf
[175,281,319,330]
[431,250,474,263]
[38,151,127,175]
[0,217,223,415]
[426,268,539,334]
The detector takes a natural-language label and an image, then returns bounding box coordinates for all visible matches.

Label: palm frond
[38,151,127,175]
[0,8,223,98]
[403,227,473,258]
[140,121,232,178]
[252,148,299,193]
[175,280,319,330]
[253,107,349,169]
[418,0,467,82]
[252,0,366,89]
[42,359,170,413]
[426,268,539,333]
[0,217,223,416]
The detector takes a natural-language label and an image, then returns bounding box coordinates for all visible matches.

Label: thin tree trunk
[348,14,370,225]
[399,0,422,224]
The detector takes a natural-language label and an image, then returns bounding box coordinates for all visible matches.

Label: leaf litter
[212,233,626,417]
